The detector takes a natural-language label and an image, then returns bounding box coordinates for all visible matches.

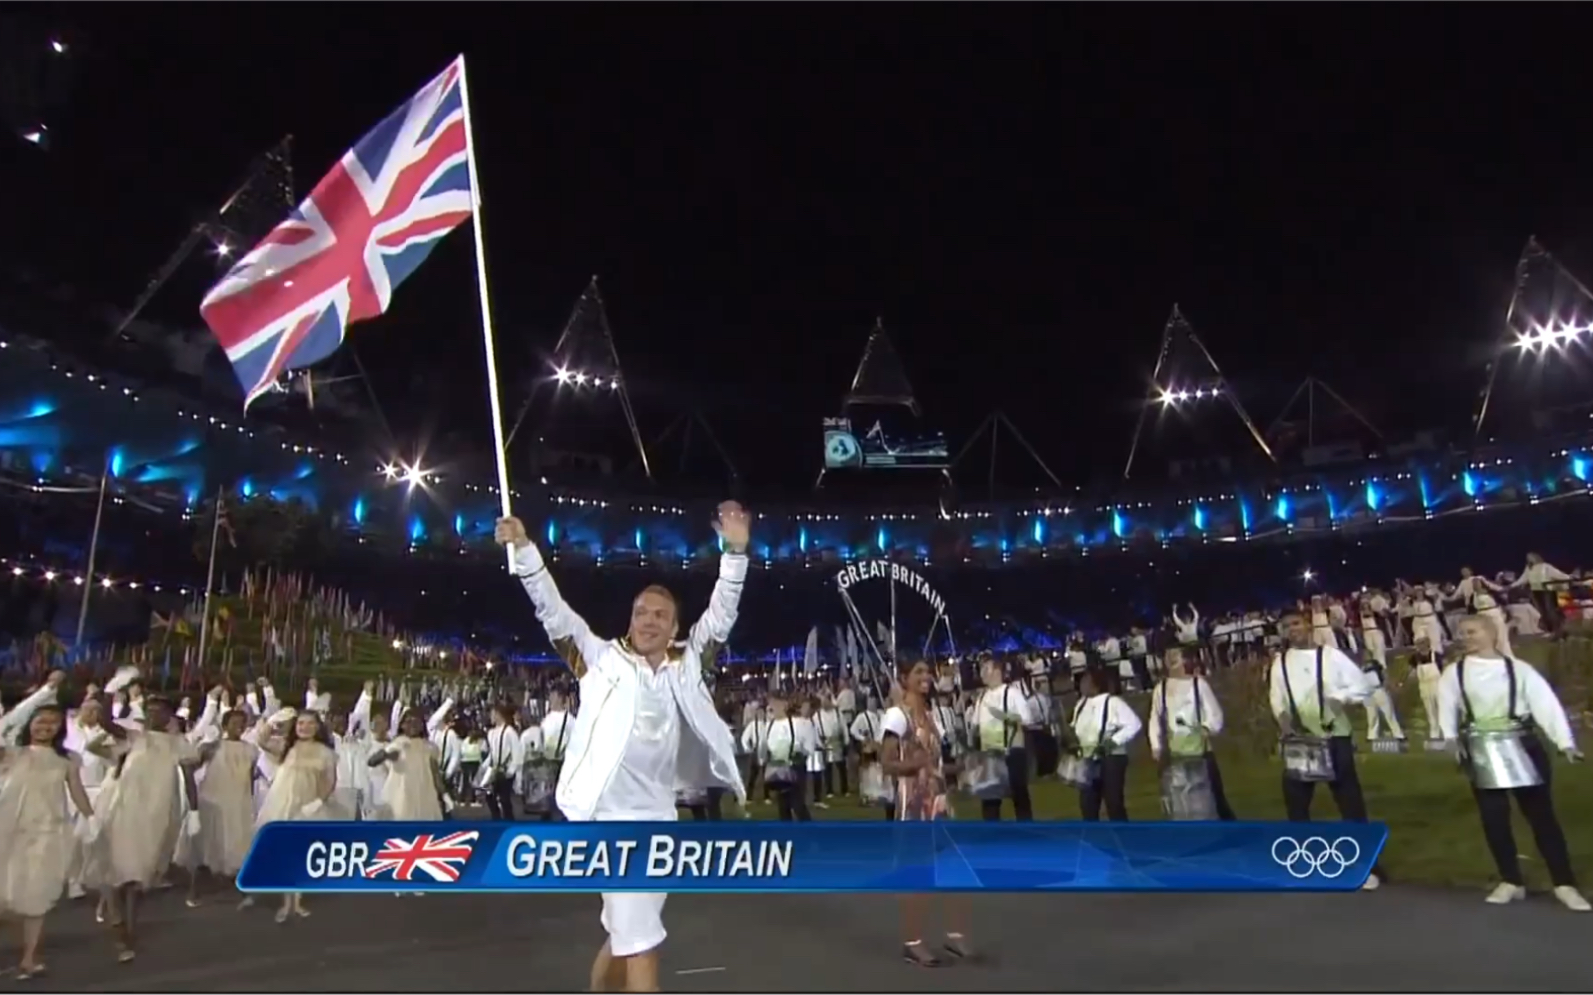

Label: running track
[10,880,1588,991]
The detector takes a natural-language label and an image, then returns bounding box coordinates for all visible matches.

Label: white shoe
[1361,873,1381,892]
[1485,883,1526,905]
[1553,886,1591,912]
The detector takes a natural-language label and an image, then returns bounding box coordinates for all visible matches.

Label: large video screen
[823,416,949,470]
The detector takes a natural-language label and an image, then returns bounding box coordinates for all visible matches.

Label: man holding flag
[495,503,750,993]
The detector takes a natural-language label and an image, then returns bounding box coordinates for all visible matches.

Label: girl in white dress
[368,708,445,823]
[189,704,260,907]
[0,674,96,978]
[256,711,339,923]
[84,694,198,963]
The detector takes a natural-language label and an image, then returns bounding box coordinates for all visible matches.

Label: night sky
[8,7,1593,493]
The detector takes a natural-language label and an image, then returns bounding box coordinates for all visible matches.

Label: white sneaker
[1553,886,1591,912]
[1485,883,1526,905]
[1361,873,1381,891]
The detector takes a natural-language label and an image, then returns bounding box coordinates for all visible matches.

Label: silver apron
[1160,758,1218,821]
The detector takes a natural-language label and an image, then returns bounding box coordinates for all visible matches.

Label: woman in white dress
[368,708,445,823]
[189,703,260,907]
[0,674,96,978]
[256,711,339,923]
[85,694,198,963]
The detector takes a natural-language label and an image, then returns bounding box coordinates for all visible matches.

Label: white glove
[184,810,203,837]
[299,798,324,818]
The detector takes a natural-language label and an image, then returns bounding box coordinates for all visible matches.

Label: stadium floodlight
[1158,384,1223,406]
[553,366,572,384]
[1514,320,1591,352]
[1301,568,1315,582]
[43,571,56,582]
[379,463,398,479]
[401,464,426,487]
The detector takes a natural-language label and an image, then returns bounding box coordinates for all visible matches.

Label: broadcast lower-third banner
[237,821,1388,894]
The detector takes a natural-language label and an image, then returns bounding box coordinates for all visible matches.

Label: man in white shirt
[973,654,1039,821]
[1510,552,1571,637]
[483,703,523,821]
[497,502,749,994]
[1270,609,1385,890]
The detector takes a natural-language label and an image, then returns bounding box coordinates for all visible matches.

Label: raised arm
[427,698,456,737]
[348,683,374,739]
[0,676,61,742]
[685,501,752,664]
[496,517,611,679]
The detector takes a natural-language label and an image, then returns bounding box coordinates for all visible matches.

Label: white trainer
[1361,873,1381,891]
[1485,883,1526,905]
[1552,886,1591,912]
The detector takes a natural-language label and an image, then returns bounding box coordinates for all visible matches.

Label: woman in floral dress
[879,657,974,968]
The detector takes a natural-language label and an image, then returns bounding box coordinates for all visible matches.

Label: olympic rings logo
[1270,836,1362,879]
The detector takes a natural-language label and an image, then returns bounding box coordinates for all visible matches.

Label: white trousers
[1417,664,1442,739]
[1361,628,1387,665]
[1365,688,1403,740]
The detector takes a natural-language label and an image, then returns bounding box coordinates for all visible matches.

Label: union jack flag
[364,829,479,883]
[200,58,475,409]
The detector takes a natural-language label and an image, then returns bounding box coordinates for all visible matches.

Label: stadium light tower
[1474,237,1593,441]
[1122,305,1274,481]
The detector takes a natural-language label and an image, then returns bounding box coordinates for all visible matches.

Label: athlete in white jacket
[496,501,751,994]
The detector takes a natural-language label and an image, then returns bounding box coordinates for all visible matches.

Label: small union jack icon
[364,830,479,883]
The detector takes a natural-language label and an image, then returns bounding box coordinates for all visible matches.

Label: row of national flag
[200,57,474,409]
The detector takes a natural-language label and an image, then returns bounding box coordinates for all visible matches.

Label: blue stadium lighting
[1365,480,1382,512]
[1192,505,1207,531]
[240,478,255,499]
[1418,474,1433,509]
[634,527,645,551]
[1462,471,1478,499]
[1239,500,1252,533]
[352,497,366,526]
[1574,456,1590,483]
[875,527,887,553]
[25,400,54,419]
[408,516,426,543]
[1111,509,1126,539]
[798,527,809,554]
[1274,494,1291,521]
[545,521,558,546]
[108,447,126,479]
[453,513,466,536]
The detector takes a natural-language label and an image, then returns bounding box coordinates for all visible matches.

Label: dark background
[7,6,1593,493]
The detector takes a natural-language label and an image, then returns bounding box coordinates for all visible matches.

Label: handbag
[1279,647,1336,782]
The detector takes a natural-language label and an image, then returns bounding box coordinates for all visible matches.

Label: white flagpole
[74,464,110,647]
[454,55,516,570]
[195,487,226,681]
